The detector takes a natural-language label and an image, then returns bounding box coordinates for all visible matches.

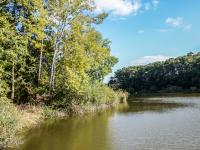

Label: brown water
[21,96,200,150]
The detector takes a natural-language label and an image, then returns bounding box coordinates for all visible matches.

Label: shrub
[79,82,128,105]
[50,82,128,108]
[0,97,21,147]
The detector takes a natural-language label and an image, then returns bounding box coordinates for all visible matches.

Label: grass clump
[82,82,128,105]
[0,99,64,148]
[0,97,21,147]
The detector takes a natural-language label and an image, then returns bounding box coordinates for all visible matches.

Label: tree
[109,52,200,94]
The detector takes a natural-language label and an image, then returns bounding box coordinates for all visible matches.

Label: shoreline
[129,92,200,98]
[1,96,127,149]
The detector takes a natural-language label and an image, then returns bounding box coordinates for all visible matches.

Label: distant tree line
[109,52,200,95]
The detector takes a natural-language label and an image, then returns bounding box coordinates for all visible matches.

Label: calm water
[21,96,200,150]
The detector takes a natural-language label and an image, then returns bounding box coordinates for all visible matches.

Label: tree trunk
[50,39,58,90]
[49,24,65,91]
[38,40,43,87]
[11,0,17,100]
[11,59,15,100]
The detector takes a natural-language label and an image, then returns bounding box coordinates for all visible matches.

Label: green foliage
[109,52,200,94]
[82,82,122,105]
[0,1,124,148]
[51,81,127,110]
[0,0,119,105]
[0,97,20,147]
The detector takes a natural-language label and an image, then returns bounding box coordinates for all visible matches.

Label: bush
[82,82,128,105]
[0,97,21,147]
[0,70,21,147]
[82,82,118,105]
[50,82,128,108]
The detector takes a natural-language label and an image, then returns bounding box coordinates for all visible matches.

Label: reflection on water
[123,100,188,114]
[21,96,200,150]
[21,106,125,150]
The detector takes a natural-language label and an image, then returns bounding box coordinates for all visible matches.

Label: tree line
[0,0,122,107]
[109,52,200,95]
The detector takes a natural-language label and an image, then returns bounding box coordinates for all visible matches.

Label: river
[21,96,200,150]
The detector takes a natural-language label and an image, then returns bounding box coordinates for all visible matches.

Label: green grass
[0,97,21,147]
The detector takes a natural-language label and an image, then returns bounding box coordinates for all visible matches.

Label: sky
[93,0,200,82]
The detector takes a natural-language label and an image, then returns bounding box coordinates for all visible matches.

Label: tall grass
[82,82,128,105]
[51,82,128,109]
[0,97,21,147]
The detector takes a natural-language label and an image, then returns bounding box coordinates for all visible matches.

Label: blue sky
[94,0,200,81]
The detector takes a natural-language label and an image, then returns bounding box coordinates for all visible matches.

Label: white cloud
[95,0,142,16]
[165,17,192,31]
[144,0,159,11]
[152,0,159,8]
[166,17,183,27]
[131,55,173,66]
[138,30,144,34]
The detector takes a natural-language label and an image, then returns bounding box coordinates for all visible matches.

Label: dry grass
[0,100,66,149]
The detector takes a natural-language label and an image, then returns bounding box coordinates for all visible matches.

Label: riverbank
[0,91,128,149]
[129,92,200,98]
[20,95,200,150]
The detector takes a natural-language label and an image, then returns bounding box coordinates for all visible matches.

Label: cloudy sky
[94,0,200,81]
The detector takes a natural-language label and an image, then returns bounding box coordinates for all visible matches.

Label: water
[21,96,200,150]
